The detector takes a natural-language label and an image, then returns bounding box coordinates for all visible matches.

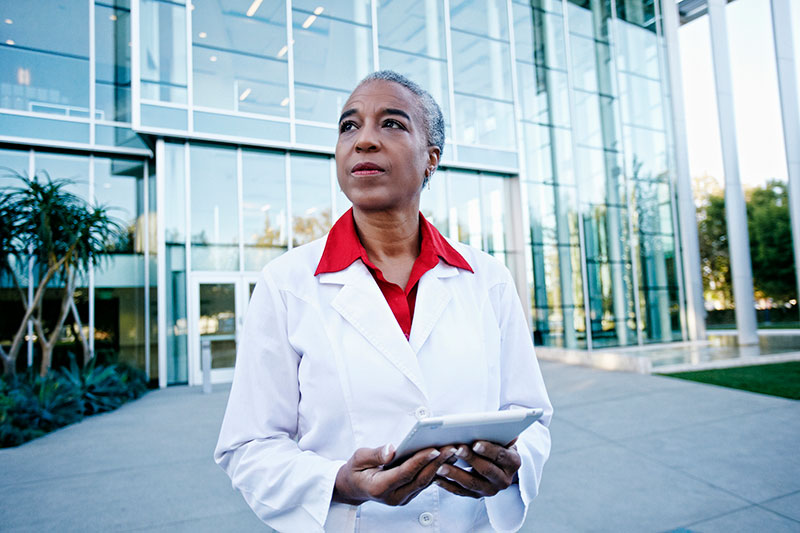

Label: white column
[662,0,706,340]
[707,0,758,345]
[771,0,800,305]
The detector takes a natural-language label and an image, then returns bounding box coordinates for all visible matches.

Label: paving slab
[760,490,800,522]
[680,504,800,533]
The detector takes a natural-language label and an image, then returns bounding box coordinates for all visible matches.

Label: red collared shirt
[315,208,473,340]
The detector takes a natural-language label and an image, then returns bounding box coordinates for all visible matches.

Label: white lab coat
[214,235,552,533]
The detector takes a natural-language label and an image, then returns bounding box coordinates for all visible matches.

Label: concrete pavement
[0,361,798,532]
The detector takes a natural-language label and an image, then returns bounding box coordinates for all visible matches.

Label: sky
[678,0,799,189]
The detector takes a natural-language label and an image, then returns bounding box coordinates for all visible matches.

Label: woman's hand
[433,441,521,498]
[333,444,457,506]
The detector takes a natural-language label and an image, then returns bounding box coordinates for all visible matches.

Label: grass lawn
[660,362,800,400]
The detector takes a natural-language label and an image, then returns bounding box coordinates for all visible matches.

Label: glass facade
[1,0,703,386]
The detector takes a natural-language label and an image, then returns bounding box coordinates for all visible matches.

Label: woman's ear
[427,146,441,174]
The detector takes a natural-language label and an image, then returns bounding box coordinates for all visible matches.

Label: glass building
[1,0,726,387]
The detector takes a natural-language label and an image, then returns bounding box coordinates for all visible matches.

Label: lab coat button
[418,511,433,526]
[415,406,430,420]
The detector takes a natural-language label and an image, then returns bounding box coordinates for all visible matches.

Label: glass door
[189,274,259,385]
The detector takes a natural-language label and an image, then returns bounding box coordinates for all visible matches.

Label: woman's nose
[354,125,379,152]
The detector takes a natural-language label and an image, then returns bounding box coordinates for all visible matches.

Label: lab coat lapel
[319,261,428,398]
[408,262,457,355]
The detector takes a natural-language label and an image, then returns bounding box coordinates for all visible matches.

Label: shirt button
[415,406,430,420]
[418,511,433,526]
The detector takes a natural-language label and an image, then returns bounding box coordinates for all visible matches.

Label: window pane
[140,0,188,103]
[420,169,449,237]
[482,175,512,255]
[34,152,90,200]
[190,145,238,270]
[96,3,132,123]
[291,154,332,246]
[450,0,509,40]
[454,94,515,148]
[94,158,146,371]
[451,31,512,102]
[0,1,89,117]
[0,147,29,190]
[378,0,445,58]
[94,158,145,254]
[447,169,482,248]
[242,149,287,271]
[293,11,372,123]
[293,0,371,25]
[164,143,187,383]
[192,1,288,117]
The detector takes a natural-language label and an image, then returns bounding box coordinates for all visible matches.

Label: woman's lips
[351,162,385,176]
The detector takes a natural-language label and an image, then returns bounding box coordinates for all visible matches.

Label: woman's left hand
[433,440,521,498]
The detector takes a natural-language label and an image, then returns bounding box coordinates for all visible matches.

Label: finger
[379,447,443,492]
[352,445,395,470]
[454,445,509,487]
[472,441,521,475]
[391,447,458,505]
[434,463,494,496]
[433,476,482,499]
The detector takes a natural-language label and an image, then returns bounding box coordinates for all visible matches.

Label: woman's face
[335,80,440,213]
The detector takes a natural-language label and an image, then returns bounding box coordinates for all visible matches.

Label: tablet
[386,408,543,468]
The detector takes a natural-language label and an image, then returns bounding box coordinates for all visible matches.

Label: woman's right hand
[333,444,457,506]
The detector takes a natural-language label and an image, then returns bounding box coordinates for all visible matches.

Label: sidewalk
[1,361,798,532]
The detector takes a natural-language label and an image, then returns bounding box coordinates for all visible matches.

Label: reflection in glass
[454,95,515,147]
[164,143,188,383]
[198,283,236,369]
[140,0,187,103]
[293,11,372,123]
[95,3,131,123]
[242,149,287,271]
[190,145,238,270]
[192,1,288,117]
[291,154,332,246]
[419,169,449,237]
[481,174,513,263]
[0,1,90,118]
[448,170,481,248]
[35,152,90,200]
[450,0,509,39]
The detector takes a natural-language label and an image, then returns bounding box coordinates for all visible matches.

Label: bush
[0,355,149,448]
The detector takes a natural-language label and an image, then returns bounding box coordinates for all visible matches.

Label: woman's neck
[352,206,421,264]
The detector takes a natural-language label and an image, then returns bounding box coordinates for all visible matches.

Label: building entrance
[188,274,258,386]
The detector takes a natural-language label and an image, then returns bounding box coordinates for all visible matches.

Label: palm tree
[0,171,122,376]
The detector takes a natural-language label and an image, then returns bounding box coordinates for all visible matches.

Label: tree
[0,171,121,376]
[747,180,796,303]
[695,181,732,308]
[695,177,796,309]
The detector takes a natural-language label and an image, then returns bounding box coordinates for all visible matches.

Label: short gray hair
[356,70,445,162]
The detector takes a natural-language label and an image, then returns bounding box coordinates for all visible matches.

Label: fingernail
[436,465,448,476]
[382,444,393,461]
[455,446,468,458]
[427,449,441,460]
[473,442,485,454]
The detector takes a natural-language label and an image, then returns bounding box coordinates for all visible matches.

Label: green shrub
[0,356,149,448]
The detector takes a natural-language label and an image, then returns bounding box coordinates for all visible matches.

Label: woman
[215,71,552,532]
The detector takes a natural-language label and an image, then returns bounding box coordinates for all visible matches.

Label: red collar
[315,208,473,277]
